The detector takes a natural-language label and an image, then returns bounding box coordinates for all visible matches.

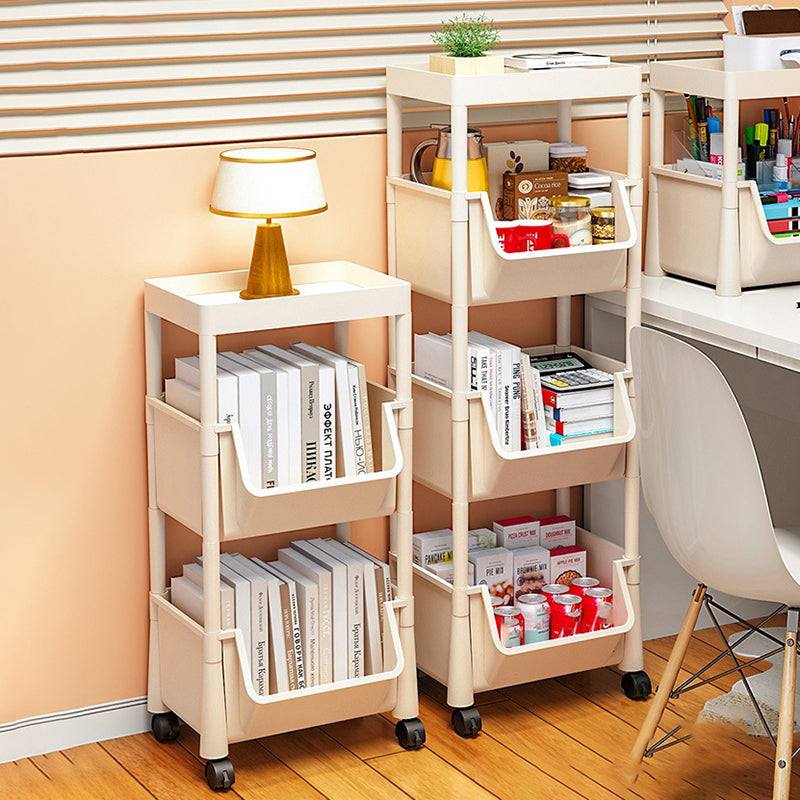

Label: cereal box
[539,515,576,550]
[549,546,587,587]
[469,547,514,605]
[511,546,550,602]
[493,516,540,550]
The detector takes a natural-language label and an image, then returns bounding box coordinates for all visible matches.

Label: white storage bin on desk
[409,346,634,502]
[150,382,403,539]
[390,173,636,305]
[152,593,405,740]
[411,528,634,692]
[653,166,800,288]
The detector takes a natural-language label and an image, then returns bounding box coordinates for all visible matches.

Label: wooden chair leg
[773,610,798,800]
[629,584,707,768]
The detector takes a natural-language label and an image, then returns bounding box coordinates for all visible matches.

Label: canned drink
[569,576,600,598]
[541,583,569,610]
[518,593,550,644]
[495,606,524,647]
[581,587,614,632]
[550,593,583,638]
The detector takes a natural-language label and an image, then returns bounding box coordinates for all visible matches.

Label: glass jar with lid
[551,195,592,246]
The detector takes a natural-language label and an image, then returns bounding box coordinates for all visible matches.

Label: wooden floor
[4,618,797,800]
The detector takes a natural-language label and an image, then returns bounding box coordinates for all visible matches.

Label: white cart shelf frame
[385,64,646,719]
[144,260,421,767]
[646,58,800,296]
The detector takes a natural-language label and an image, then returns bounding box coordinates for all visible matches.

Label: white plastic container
[151,383,403,539]
[391,175,636,305]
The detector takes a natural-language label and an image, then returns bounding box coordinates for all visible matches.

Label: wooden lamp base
[240,221,299,300]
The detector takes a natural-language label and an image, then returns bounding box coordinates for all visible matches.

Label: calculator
[527,351,614,392]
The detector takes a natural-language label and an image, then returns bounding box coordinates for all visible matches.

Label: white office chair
[629,326,800,800]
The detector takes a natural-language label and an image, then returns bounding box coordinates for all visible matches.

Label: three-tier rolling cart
[144,261,424,790]
[386,63,650,735]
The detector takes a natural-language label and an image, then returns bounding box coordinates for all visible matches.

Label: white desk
[590,275,800,373]
[585,275,800,638]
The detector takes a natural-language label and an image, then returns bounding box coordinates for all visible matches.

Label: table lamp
[209,147,328,299]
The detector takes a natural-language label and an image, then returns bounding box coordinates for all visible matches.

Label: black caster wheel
[395,717,426,750]
[622,670,653,701]
[205,758,235,792]
[451,707,482,738]
[151,712,180,743]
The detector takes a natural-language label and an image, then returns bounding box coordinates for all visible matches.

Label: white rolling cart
[646,58,800,296]
[144,261,424,791]
[386,64,650,736]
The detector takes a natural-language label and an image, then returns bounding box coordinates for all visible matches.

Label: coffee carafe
[410,125,489,193]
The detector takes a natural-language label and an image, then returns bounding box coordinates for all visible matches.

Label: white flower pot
[428,54,505,76]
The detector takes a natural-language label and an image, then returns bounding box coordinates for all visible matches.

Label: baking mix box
[549,545,587,586]
[469,547,514,605]
[493,516,540,549]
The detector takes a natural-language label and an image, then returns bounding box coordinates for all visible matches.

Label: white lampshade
[209,147,327,219]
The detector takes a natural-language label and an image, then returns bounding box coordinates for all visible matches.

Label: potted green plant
[429,13,503,76]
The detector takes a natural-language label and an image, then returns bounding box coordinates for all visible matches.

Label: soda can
[518,593,550,643]
[550,593,583,638]
[569,576,600,598]
[580,587,614,633]
[490,596,504,608]
[541,583,569,611]
[494,606,524,647]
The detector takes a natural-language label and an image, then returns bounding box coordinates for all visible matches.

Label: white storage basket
[653,166,800,288]
[151,383,403,539]
[409,528,634,692]
[391,175,636,305]
[153,594,404,741]
[409,347,634,501]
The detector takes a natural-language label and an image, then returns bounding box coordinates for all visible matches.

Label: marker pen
[695,97,709,161]
[685,94,700,160]
[755,122,769,161]
[768,108,779,158]
[745,126,757,180]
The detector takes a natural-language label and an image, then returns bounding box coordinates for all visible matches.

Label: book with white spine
[196,557,252,682]
[528,358,550,449]
[221,554,270,697]
[342,356,374,474]
[216,354,262,487]
[325,539,382,674]
[252,559,306,690]
[257,345,320,483]
[309,539,364,679]
[243,349,297,486]
[222,352,277,490]
[277,547,334,684]
[164,378,200,420]
[181,562,235,629]
[290,539,351,679]
[268,559,319,687]
[413,333,452,389]
[174,355,238,426]
[169,576,205,625]
[344,542,391,646]
[289,343,355,477]
[466,333,495,418]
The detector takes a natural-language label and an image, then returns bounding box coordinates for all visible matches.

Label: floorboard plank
[368,747,499,800]
[414,689,589,800]
[178,727,325,799]
[0,758,59,800]
[260,727,412,800]
[322,713,401,760]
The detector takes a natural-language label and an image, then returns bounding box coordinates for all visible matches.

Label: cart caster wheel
[205,758,235,792]
[451,707,482,738]
[622,670,652,701]
[151,712,180,743]
[395,718,426,750]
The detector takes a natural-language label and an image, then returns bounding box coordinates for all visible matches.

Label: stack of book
[170,539,393,694]
[164,342,375,489]
[530,351,615,445]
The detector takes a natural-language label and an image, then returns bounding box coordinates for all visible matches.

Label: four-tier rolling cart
[144,261,424,790]
[386,63,651,735]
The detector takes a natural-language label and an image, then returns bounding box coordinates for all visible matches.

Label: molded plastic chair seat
[629,327,800,800]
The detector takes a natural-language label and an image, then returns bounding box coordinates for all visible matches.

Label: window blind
[0,0,728,156]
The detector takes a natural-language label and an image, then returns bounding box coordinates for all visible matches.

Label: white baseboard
[0,697,151,764]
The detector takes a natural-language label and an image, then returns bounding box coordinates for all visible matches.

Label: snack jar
[590,207,616,245]
[552,195,592,246]
[549,142,589,173]
[494,606,524,647]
